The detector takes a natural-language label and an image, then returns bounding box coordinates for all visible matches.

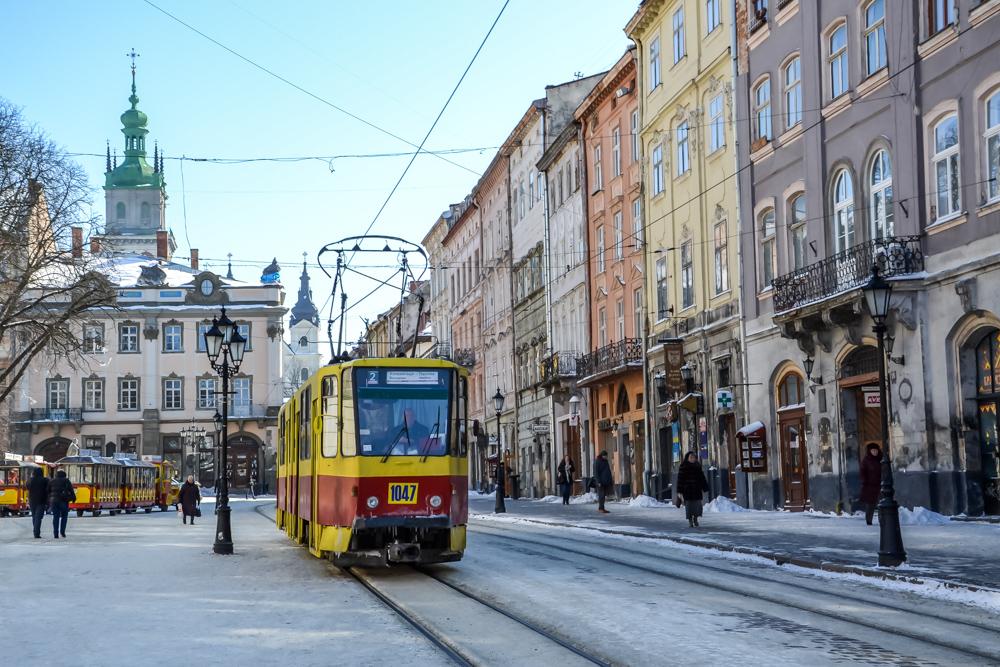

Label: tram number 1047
[388,483,418,505]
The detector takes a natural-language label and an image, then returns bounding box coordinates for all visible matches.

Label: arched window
[864,0,887,76]
[833,170,855,252]
[778,372,803,408]
[870,150,893,239]
[784,56,802,128]
[829,23,848,99]
[752,77,771,142]
[985,91,1000,202]
[932,114,961,220]
[788,194,807,270]
[140,202,151,226]
[300,368,309,382]
[116,202,126,221]
[759,208,776,288]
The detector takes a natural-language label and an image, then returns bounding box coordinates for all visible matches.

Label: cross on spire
[126,48,140,84]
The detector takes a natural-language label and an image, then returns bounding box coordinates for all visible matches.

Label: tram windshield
[354,368,451,457]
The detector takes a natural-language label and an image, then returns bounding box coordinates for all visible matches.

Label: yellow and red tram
[277,358,469,565]
[57,456,125,517]
[120,458,158,513]
[151,459,180,511]
[0,458,49,516]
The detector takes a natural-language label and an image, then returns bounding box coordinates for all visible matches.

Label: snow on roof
[96,253,246,288]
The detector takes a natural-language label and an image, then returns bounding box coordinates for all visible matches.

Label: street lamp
[213,411,223,490]
[862,266,907,567]
[180,421,206,483]
[493,388,506,514]
[203,307,247,555]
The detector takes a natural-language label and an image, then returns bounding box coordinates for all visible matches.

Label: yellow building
[627,0,744,498]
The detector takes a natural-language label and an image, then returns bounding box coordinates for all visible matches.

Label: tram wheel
[144,507,152,513]
[76,510,84,517]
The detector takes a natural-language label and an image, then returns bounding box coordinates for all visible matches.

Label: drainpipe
[540,108,558,496]
[731,0,753,509]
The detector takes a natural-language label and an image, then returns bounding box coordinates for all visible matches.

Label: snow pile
[898,506,951,525]
[469,490,495,498]
[624,495,672,509]
[570,491,598,504]
[538,495,562,503]
[704,496,747,513]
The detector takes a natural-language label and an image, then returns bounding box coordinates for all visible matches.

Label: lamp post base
[213,504,234,555]
[877,500,906,567]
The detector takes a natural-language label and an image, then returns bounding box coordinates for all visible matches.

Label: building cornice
[625,0,667,40]
[574,49,637,123]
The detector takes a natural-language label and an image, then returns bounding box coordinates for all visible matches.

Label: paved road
[469,495,1000,590]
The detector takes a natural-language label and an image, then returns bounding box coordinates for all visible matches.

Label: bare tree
[0,99,116,405]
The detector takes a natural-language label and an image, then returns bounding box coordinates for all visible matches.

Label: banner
[662,338,685,394]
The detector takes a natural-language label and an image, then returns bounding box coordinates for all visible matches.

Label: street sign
[530,422,550,434]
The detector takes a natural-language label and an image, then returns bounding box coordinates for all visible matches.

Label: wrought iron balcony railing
[577,338,644,380]
[453,347,476,368]
[29,408,83,422]
[431,342,452,360]
[540,351,578,385]
[772,236,923,314]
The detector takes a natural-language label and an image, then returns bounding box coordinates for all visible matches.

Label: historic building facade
[735,0,1000,514]
[574,48,646,497]
[629,0,744,501]
[282,256,322,397]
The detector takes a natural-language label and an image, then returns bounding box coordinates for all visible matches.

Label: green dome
[104,78,163,191]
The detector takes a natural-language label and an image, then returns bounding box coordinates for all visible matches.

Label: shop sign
[862,385,881,407]
[716,389,734,410]
[662,338,686,394]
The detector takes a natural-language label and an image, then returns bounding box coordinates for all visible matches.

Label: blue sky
[3,0,634,345]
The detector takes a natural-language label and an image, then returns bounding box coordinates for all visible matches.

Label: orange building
[574,48,646,497]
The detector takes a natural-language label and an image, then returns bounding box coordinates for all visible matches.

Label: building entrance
[972,329,1000,515]
[776,372,808,510]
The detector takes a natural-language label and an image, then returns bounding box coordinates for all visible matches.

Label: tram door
[289,398,300,537]
[310,395,320,553]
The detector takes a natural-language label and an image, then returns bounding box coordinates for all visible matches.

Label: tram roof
[55,456,124,466]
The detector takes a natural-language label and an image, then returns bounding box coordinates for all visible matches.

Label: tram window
[277,417,285,465]
[457,375,468,456]
[341,371,356,456]
[300,388,311,460]
[321,376,339,457]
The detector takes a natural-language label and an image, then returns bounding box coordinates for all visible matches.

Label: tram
[151,459,180,511]
[57,456,125,516]
[276,357,469,566]
[0,457,49,516]
[120,458,158,512]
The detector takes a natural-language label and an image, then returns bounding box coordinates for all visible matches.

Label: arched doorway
[838,345,882,509]
[227,433,261,492]
[35,437,71,463]
[776,370,808,510]
[964,328,1000,515]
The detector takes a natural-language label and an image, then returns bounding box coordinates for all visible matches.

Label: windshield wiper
[381,413,410,463]
[420,406,442,462]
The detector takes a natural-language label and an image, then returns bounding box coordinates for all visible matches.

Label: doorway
[720,413,737,498]
[776,372,809,510]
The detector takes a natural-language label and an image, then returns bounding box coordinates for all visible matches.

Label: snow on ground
[468,490,495,498]
[569,491,597,504]
[620,494,673,508]
[898,506,951,525]
[704,496,747,513]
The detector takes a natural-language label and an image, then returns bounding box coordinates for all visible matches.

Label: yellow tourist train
[0,456,50,517]
[276,357,470,566]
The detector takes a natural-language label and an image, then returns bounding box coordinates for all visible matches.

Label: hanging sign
[662,338,686,394]
[716,389,734,411]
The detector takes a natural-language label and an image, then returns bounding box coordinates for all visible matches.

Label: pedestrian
[27,467,50,539]
[676,452,709,527]
[179,475,201,525]
[246,473,257,500]
[47,469,76,539]
[859,443,882,525]
[593,450,613,514]
[556,455,575,505]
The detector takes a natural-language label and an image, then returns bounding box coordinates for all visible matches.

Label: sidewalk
[468,493,1000,592]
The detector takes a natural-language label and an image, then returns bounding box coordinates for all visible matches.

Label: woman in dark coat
[676,452,709,527]
[859,443,882,525]
[556,455,575,505]
[593,451,614,513]
[178,475,201,525]
[47,470,76,539]
[28,467,50,539]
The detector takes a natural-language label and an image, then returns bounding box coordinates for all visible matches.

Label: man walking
[28,467,50,539]
[594,450,613,514]
[48,470,76,539]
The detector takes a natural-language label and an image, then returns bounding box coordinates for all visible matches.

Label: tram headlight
[429,495,442,508]
[366,496,379,509]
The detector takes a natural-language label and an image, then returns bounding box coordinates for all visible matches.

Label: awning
[736,420,766,441]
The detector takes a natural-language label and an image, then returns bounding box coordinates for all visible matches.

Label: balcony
[29,408,83,422]
[772,236,923,315]
[430,342,452,360]
[453,348,476,368]
[577,338,644,384]
[540,351,578,386]
[748,5,767,33]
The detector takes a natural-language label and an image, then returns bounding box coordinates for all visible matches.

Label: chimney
[71,226,83,259]
[190,248,199,270]
[156,230,169,260]
[90,237,101,254]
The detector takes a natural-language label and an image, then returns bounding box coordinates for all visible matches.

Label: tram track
[252,503,610,666]
[468,522,1000,664]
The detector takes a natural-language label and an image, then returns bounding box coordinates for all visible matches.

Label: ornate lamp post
[203,307,247,555]
[179,421,206,483]
[493,388,506,514]
[862,266,907,567]
[213,411,223,491]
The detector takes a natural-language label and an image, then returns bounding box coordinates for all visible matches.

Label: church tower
[283,254,323,392]
[100,51,175,257]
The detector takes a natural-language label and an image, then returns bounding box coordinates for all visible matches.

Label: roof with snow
[96,253,246,288]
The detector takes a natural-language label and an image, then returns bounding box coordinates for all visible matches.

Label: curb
[473,513,999,595]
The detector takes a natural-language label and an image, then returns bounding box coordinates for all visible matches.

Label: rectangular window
[933,115,961,220]
[597,226,606,273]
[237,323,252,351]
[83,324,104,353]
[118,378,139,411]
[706,0,721,33]
[986,93,1000,202]
[233,377,252,414]
[714,221,729,294]
[681,241,694,309]
[676,122,690,175]
[754,79,771,141]
[163,378,183,410]
[616,299,625,341]
[760,210,777,288]
[672,7,685,64]
[614,211,624,260]
[196,322,211,353]
[929,0,956,35]
[593,145,603,191]
[784,57,802,128]
[529,173,535,208]
[631,110,640,161]
[612,127,621,177]
[865,0,887,76]
[708,94,725,152]
[197,378,217,409]
[655,257,669,320]
[790,194,807,270]
[632,198,643,249]
[652,144,664,194]
[829,25,848,99]
[633,288,643,340]
[598,307,607,347]
[119,323,139,353]
[557,167,564,205]
[47,379,69,411]
[163,323,183,352]
[649,37,661,89]
[84,378,104,411]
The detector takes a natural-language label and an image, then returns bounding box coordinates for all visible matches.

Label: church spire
[104,49,164,191]
[226,253,234,280]
[290,252,320,327]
